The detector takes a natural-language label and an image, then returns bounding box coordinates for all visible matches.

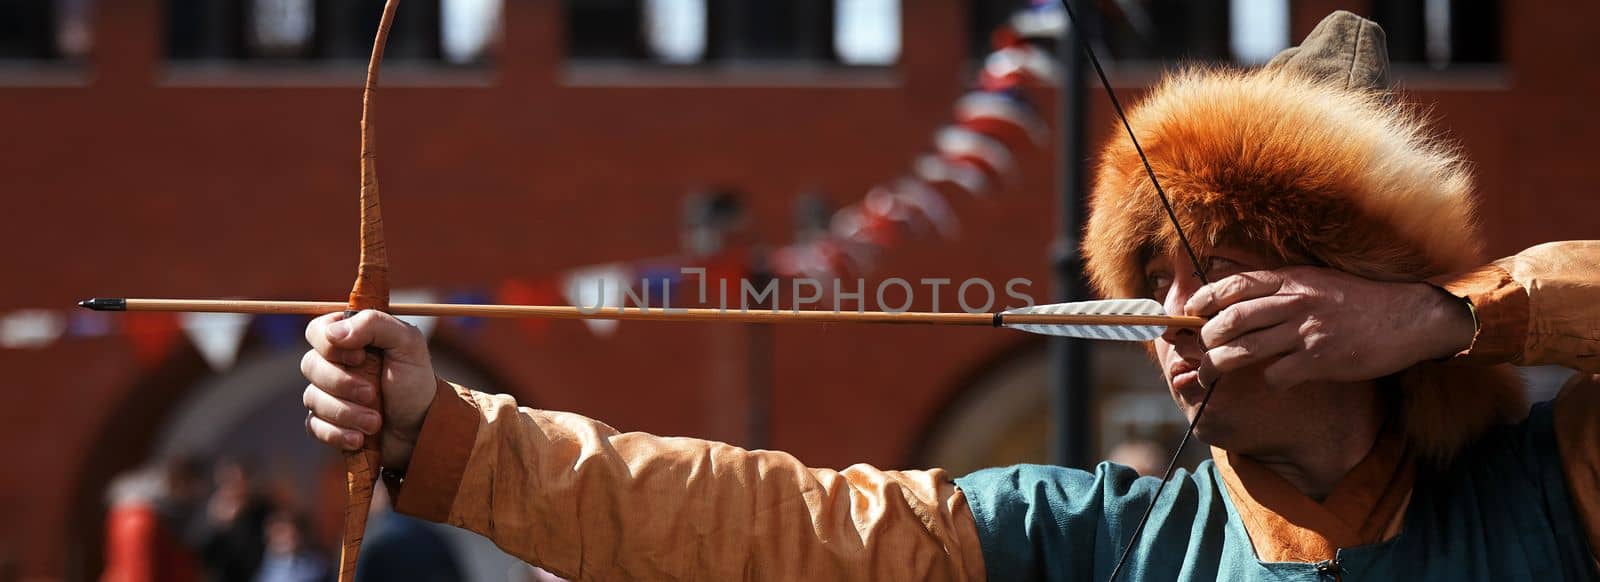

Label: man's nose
[1160,274,1203,345]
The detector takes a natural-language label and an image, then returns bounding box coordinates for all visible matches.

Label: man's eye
[1205,257,1242,277]
[1146,273,1173,298]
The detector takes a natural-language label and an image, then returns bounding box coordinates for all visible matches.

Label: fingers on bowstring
[1201,323,1303,378]
[1187,271,1285,318]
[1199,293,1304,348]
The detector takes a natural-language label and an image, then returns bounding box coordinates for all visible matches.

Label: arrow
[78,297,1200,341]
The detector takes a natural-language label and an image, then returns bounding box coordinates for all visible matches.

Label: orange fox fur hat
[1081,11,1525,463]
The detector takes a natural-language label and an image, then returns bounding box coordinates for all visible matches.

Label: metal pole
[1051,0,1095,469]
[746,259,774,450]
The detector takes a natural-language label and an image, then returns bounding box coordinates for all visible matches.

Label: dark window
[0,0,93,60]
[566,0,649,60]
[314,0,441,61]
[1370,0,1500,67]
[972,1,1501,68]
[0,1,58,60]
[707,0,834,62]
[971,0,1231,62]
[1105,0,1231,61]
[566,0,895,66]
[166,0,246,59]
[166,0,496,63]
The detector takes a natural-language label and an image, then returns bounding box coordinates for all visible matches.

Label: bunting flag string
[886,177,960,239]
[934,126,1018,185]
[37,252,725,362]
[772,1,1060,280]
[446,288,494,338]
[914,154,990,199]
[179,311,251,371]
[0,309,66,349]
[496,278,560,339]
[255,313,311,352]
[123,312,182,368]
[391,289,441,339]
[956,89,1049,148]
[26,250,741,365]
[560,264,632,337]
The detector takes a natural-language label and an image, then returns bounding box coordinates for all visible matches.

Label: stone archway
[74,342,530,582]
[915,342,1203,477]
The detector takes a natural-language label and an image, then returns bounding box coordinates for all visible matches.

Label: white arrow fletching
[1002,298,1167,341]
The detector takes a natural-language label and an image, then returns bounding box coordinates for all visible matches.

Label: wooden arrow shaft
[99,298,1206,328]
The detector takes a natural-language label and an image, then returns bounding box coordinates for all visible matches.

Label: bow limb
[339,1,399,581]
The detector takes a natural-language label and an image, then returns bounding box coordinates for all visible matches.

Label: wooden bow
[338,1,398,580]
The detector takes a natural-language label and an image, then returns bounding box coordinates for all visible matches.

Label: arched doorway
[916,342,1207,477]
[88,345,531,582]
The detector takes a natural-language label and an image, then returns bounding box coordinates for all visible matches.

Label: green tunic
[955,402,1598,581]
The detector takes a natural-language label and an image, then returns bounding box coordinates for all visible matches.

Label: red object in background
[937,127,1016,189]
[990,25,1024,51]
[100,504,199,582]
[496,278,563,339]
[976,45,1057,92]
[958,116,1037,153]
[121,313,181,369]
[695,250,750,307]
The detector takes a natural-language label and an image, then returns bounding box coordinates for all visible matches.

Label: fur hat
[1081,11,1525,463]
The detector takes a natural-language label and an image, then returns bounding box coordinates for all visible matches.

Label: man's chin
[1178,403,1235,448]
[1186,409,1285,458]
[1189,422,1229,448]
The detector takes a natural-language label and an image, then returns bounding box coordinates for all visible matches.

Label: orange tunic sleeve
[1434,240,1600,371]
[389,380,987,581]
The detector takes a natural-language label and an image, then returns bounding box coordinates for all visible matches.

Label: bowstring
[1052,2,1218,581]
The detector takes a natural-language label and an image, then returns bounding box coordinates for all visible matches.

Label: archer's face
[1144,243,1299,452]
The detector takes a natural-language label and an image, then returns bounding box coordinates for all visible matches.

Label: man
[299,12,1599,581]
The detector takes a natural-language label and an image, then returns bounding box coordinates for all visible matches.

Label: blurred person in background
[353,485,463,582]
[157,456,210,545]
[100,461,202,582]
[196,458,276,582]
[1105,439,1165,478]
[254,511,329,582]
[296,12,1600,581]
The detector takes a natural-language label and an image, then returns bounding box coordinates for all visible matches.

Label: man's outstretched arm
[300,311,986,581]
[1180,240,1600,387]
[1433,240,1600,372]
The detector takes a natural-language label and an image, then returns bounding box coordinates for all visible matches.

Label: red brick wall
[1,1,1596,578]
